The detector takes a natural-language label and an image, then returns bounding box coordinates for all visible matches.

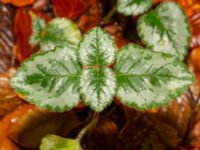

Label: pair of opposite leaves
[11,2,193,112]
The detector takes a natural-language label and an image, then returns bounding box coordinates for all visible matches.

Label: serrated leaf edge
[137,2,191,60]
[10,47,81,112]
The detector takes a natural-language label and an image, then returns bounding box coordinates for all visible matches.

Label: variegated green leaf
[29,17,46,45]
[40,135,82,150]
[78,27,116,66]
[115,44,193,109]
[117,0,152,16]
[11,46,81,112]
[30,17,81,51]
[80,68,116,112]
[137,2,190,60]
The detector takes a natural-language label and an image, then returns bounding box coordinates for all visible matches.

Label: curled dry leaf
[155,122,179,148]
[0,104,31,150]
[7,106,82,149]
[1,0,35,7]
[158,96,191,137]
[0,3,15,72]
[0,69,23,118]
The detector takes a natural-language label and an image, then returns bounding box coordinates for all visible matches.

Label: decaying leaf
[190,121,200,148]
[0,2,15,72]
[0,69,23,118]
[190,13,200,48]
[94,118,118,135]
[1,0,35,7]
[103,24,128,48]
[78,0,99,32]
[176,0,200,17]
[141,134,166,150]
[155,122,179,148]
[188,47,200,79]
[0,104,30,150]
[13,8,50,63]
[158,97,191,137]
[51,0,89,20]
[5,105,81,149]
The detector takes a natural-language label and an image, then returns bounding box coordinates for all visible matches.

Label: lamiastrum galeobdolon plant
[11,1,194,150]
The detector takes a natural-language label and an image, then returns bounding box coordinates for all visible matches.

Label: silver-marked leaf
[40,135,82,150]
[137,2,191,60]
[117,0,152,16]
[78,27,116,66]
[115,44,193,109]
[80,68,116,112]
[29,17,46,45]
[11,46,81,112]
[30,18,81,51]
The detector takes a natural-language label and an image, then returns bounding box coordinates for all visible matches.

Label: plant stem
[101,6,116,25]
[183,88,200,147]
[76,112,99,142]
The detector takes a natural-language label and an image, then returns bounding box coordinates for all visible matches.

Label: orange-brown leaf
[78,0,99,33]
[13,8,50,63]
[190,13,200,48]
[2,0,35,7]
[51,0,89,20]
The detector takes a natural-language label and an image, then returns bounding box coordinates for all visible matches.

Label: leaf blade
[40,135,82,150]
[117,0,152,16]
[78,27,116,66]
[11,46,81,112]
[137,2,191,60]
[115,44,193,109]
[80,68,116,112]
[30,18,81,51]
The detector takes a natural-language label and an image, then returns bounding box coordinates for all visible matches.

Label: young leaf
[78,27,117,112]
[30,18,81,51]
[11,46,81,112]
[115,44,193,110]
[40,135,82,150]
[80,68,116,112]
[137,2,190,60]
[78,27,116,66]
[29,17,46,45]
[117,0,152,16]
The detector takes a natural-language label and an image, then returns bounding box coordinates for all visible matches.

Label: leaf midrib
[116,73,190,80]
[153,11,180,56]
[34,74,80,78]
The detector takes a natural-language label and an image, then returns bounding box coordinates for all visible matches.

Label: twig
[183,88,200,147]
[76,112,99,142]
[101,6,116,25]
